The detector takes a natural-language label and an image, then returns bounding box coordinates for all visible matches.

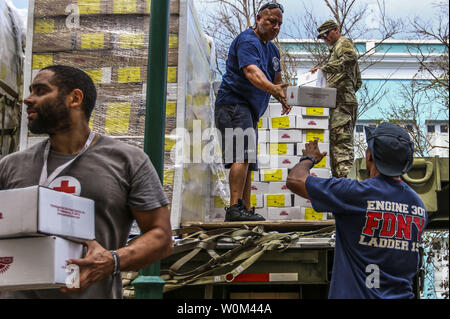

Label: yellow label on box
[105,102,131,134]
[120,33,144,49]
[315,156,326,168]
[164,169,174,186]
[32,54,53,69]
[214,196,227,208]
[263,169,283,181]
[114,0,137,13]
[250,194,258,207]
[164,137,176,151]
[166,101,177,117]
[306,107,324,116]
[305,130,325,142]
[85,69,103,84]
[258,118,263,129]
[271,117,291,129]
[81,33,105,49]
[78,0,101,14]
[304,208,324,220]
[167,67,177,82]
[251,171,256,181]
[0,64,6,80]
[34,19,54,33]
[169,34,178,49]
[269,143,287,155]
[118,67,141,83]
[267,194,286,207]
[147,0,151,13]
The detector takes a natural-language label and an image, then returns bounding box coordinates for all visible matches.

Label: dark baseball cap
[317,20,338,38]
[365,122,414,176]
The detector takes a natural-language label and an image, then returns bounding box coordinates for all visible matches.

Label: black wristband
[110,250,120,276]
[299,155,316,166]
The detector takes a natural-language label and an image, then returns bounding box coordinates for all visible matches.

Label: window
[440,125,448,133]
[427,125,435,133]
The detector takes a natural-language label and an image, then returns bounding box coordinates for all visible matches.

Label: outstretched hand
[303,138,327,164]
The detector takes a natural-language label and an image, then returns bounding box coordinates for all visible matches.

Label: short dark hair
[41,65,97,120]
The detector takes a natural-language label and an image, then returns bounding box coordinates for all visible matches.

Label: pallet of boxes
[251,70,336,222]
[0,186,95,290]
[28,0,179,211]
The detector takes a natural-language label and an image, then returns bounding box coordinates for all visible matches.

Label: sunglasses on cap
[258,2,284,13]
[319,31,331,39]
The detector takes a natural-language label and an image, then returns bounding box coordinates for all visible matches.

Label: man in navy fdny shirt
[286,122,427,298]
[215,2,291,222]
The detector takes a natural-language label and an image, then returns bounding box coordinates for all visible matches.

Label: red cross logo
[53,180,76,194]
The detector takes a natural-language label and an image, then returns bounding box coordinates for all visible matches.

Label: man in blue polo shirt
[286,122,428,298]
[215,2,291,221]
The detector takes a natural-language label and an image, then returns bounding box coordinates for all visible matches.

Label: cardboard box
[269,103,303,117]
[250,194,264,208]
[296,143,330,156]
[0,186,95,241]
[302,129,330,143]
[257,155,271,169]
[267,182,290,194]
[269,116,296,129]
[255,208,268,220]
[208,208,226,221]
[301,107,329,117]
[286,86,337,108]
[264,194,293,207]
[296,117,329,130]
[0,236,84,291]
[251,182,270,194]
[250,170,260,182]
[268,143,295,155]
[297,70,326,88]
[258,143,268,155]
[260,168,288,182]
[302,207,328,221]
[269,155,298,169]
[269,129,302,143]
[268,207,302,220]
[310,168,332,179]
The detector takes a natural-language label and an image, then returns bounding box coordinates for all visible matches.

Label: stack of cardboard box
[0,186,95,290]
[209,71,336,222]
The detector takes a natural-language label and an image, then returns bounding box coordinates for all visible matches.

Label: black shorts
[215,103,258,171]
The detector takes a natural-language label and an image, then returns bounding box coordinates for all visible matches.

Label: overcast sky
[9,0,445,39]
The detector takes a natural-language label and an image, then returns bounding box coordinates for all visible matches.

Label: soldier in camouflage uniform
[310,20,362,178]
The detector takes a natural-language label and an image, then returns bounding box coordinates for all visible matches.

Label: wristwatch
[299,155,316,166]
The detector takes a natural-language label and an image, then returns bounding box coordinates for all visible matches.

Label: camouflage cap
[317,20,338,38]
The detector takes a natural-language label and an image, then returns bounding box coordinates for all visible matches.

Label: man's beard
[28,94,71,135]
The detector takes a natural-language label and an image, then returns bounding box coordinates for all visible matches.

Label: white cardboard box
[287,86,337,108]
[310,168,332,179]
[267,182,291,194]
[264,194,293,207]
[250,194,264,208]
[269,155,299,169]
[294,195,313,208]
[258,117,269,129]
[259,168,288,182]
[0,236,84,291]
[258,143,268,155]
[269,129,302,143]
[268,207,302,220]
[301,107,329,117]
[269,116,296,129]
[296,117,329,130]
[269,103,303,117]
[297,70,327,87]
[296,143,330,156]
[267,143,295,155]
[302,129,330,143]
[251,182,270,194]
[255,207,268,219]
[257,155,271,169]
[0,186,95,241]
[251,170,260,182]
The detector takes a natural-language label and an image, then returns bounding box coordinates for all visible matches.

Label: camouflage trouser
[329,105,357,178]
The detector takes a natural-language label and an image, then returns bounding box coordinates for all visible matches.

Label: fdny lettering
[359,201,426,252]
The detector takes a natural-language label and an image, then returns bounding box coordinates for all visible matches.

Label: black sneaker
[224,199,266,222]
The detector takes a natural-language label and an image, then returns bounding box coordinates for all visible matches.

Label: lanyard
[39,131,95,187]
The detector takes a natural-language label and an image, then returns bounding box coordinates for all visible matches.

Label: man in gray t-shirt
[0,65,173,299]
